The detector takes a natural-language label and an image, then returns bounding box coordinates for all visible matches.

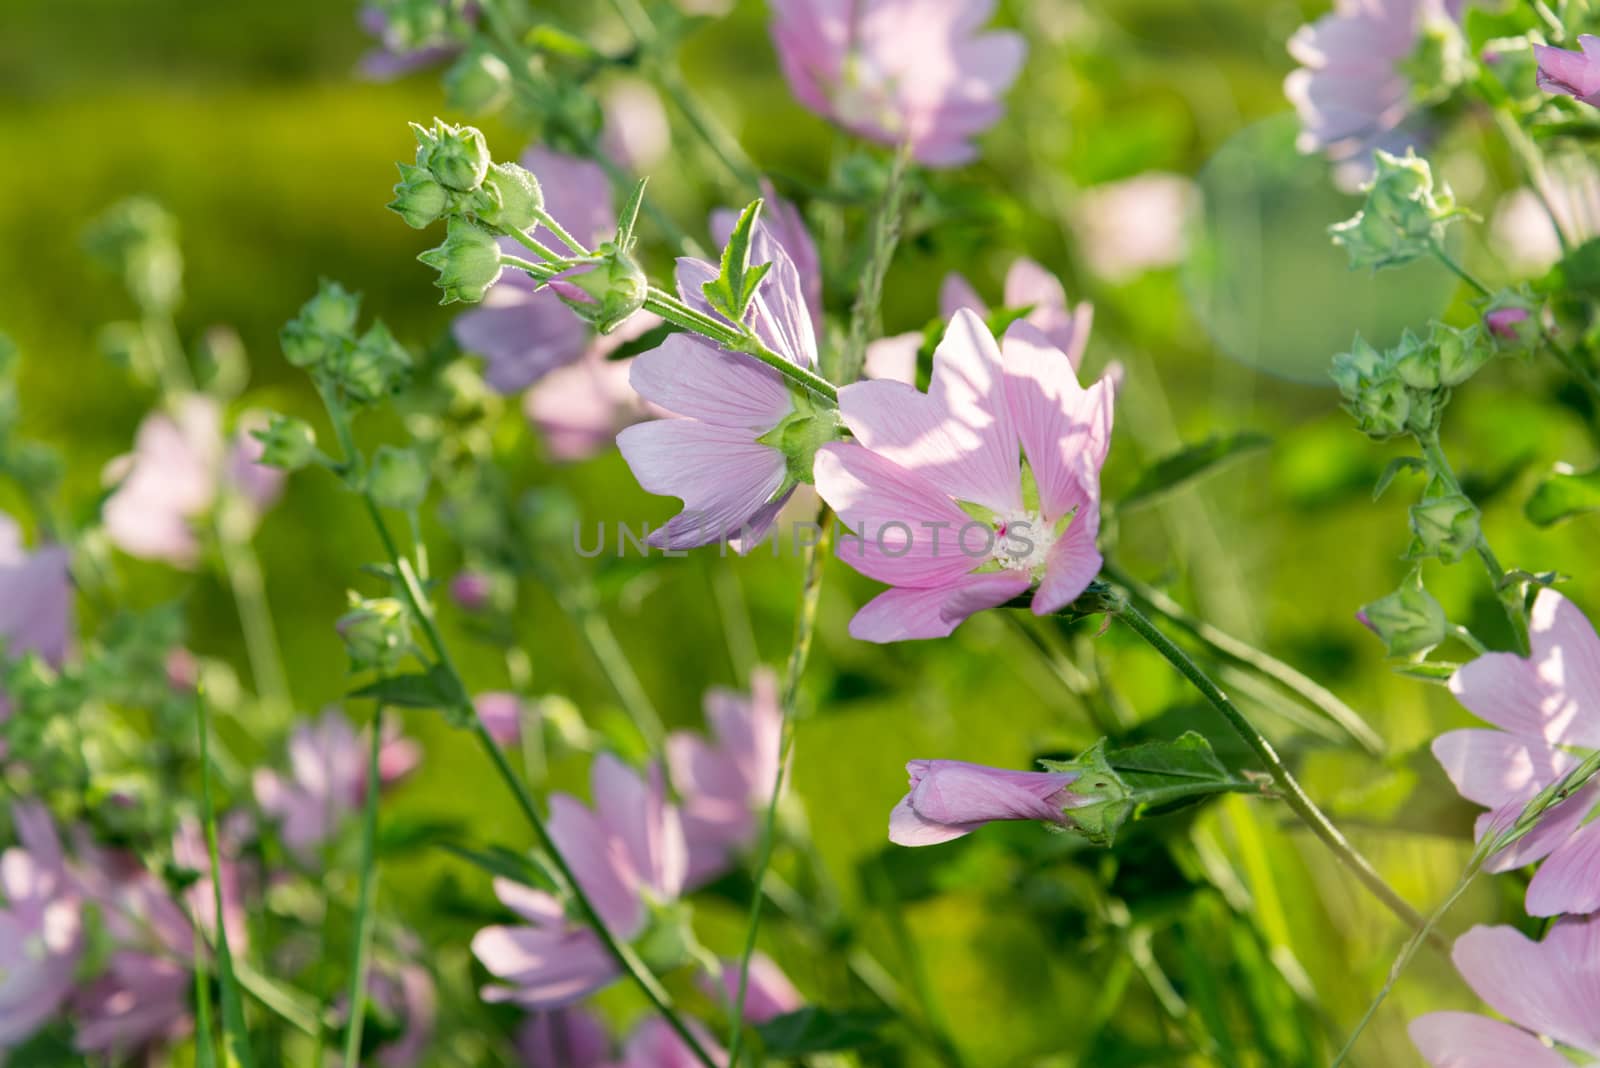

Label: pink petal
[905,759,1076,826]
[888,795,978,845]
[938,273,985,319]
[628,335,793,429]
[591,755,688,902]
[1001,320,1115,521]
[472,926,617,1009]
[1526,817,1600,916]
[846,571,1032,643]
[617,419,791,551]
[864,332,921,385]
[1431,729,1574,809]
[547,794,642,936]
[1032,509,1103,616]
[1409,1012,1572,1068]
[1452,919,1600,1051]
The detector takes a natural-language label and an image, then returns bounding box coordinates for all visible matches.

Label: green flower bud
[418,218,503,304]
[550,242,647,333]
[1329,150,1462,272]
[1038,742,1130,848]
[336,593,413,673]
[1330,335,1384,400]
[253,414,319,471]
[1484,289,1541,349]
[1359,572,1448,656]
[367,445,430,511]
[411,118,492,193]
[444,48,512,116]
[389,162,452,230]
[1409,493,1480,563]
[476,162,545,234]
[281,280,362,369]
[1391,330,1438,391]
[97,321,161,385]
[1432,321,1492,387]
[336,321,413,403]
[1354,373,1412,440]
[82,197,183,312]
[196,326,249,399]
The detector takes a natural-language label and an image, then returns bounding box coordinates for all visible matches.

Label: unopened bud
[411,118,491,193]
[548,243,646,332]
[1410,493,1480,563]
[337,321,413,403]
[475,161,545,234]
[444,48,512,116]
[418,218,503,304]
[336,594,413,673]
[1329,149,1462,271]
[1432,321,1492,387]
[281,280,362,370]
[253,414,319,471]
[389,162,451,230]
[1359,572,1448,656]
[367,445,430,511]
[1484,288,1541,349]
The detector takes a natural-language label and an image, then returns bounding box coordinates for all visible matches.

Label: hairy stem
[836,146,912,384]
[340,707,384,1068]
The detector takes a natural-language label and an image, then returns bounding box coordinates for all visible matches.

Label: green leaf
[348,663,460,710]
[1392,660,1462,682]
[702,198,771,324]
[435,842,554,890]
[1526,464,1600,526]
[614,177,648,253]
[1119,432,1272,509]
[754,1008,892,1057]
[1373,455,1425,501]
[523,25,603,61]
[604,319,679,360]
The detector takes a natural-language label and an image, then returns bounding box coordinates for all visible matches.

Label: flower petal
[628,334,793,429]
[846,571,1032,643]
[1526,817,1600,917]
[1409,1011,1572,1068]
[617,419,790,551]
[1452,918,1600,1052]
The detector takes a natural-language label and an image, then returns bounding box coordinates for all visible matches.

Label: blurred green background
[4,0,1598,1065]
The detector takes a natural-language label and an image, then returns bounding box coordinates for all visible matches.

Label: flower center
[991,510,1058,576]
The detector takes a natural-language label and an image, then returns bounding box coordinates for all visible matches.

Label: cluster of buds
[1331,322,1492,439]
[1329,150,1467,272]
[279,280,413,406]
[1358,570,1448,657]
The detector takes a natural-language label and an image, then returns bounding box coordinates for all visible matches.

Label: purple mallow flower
[473,755,686,1008]
[475,691,525,745]
[816,309,1115,642]
[357,2,475,80]
[667,669,784,885]
[1432,589,1600,916]
[0,804,81,1051]
[517,1006,612,1068]
[888,759,1083,845]
[1535,35,1600,107]
[253,708,421,858]
[617,221,821,552]
[0,513,72,720]
[1411,916,1600,1066]
[703,951,805,1024]
[523,349,661,462]
[362,960,437,1068]
[770,0,1025,166]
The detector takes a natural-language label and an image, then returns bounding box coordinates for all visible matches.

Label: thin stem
[578,605,666,747]
[195,688,256,1068]
[340,707,384,1068]
[1490,108,1573,255]
[1103,562,1386,757]
[642,287,839,404]
[1113,599,1438,939]
[1430,241,1492,298]
[531,208,590,259]
[1418,436,1531,655]
[216,528,292,718]
[836,146,912,384]
[727,511,833,1066]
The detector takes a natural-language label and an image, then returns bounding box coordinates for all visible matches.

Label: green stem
[1430,242,1491,298]
[1113,599,1437,939]
[341,707,384,1068]
[1103,562,1386,757]
[727,511,833,1066]
[216,529,292,718]
[195,688,256,1068]
[642,287,839,403]
[578,603,667,747]
[1417,435,1531,655]
[1490,108,1572,255]
[836,146,912,385]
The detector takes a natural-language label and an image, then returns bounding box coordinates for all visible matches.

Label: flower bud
[1359,572,1448,656]
[449,570,495,612]
[1484,289,1541,349]
[418,218,503,304]
[389,162,451,230]
[253,414,319,471]
[196,326,249,399]
[336,594,413,673]
[548,243,647,332]
[82,197,183,311]
[1391,329,1438,391]
[1330,335,1384,399]
[97,321,161,385]
[367,445,430,511]
[444,48,512,116]
[281,280,362,369]
[1409,493,1480,563]
[411,118,491,193]
[1329,149,1461,271]
[1431,321,1492,387]
[337,321,413,403]
[1350,372,1412,440]
[475,162,545,234]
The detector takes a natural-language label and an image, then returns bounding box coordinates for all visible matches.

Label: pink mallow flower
[1072,173,1199,282]
[667,669,783,886]
[1535,35,1600,107]
[102,395,283,568]
[0,804,81,1051]
[1433,589,1600,916]
[816,309,1115,642]
[703,951,805,1024]
[866,259,1092,384]
[357,2,475,80]
[517,1006,612,1068]
[475,691,526,746]
[473,755,687,1008]
[617,220,822,552]
[1411,915,1600,1067]
[523,353,660,463]
[1485,306,1531,340]
[615,1017,725,1068]
[888,759,1083,845]
[454,147,662,395]
[1284,0,1462,167]
[769,0,1025,167]
[0,512,72,719]
[254,708,421,858]
[362,961,437,1068]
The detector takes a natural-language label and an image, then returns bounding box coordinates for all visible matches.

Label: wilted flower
[866,259,1092,383]
[769,0,1026,166]
[517,1006,612,1067]
[102,395,284,568]
[888,759,1083,845]
[474,755,687,1007]
[1535,34,1600,107]
[0,513,72,717]
[816,310,1115,642]
[1072,173,1199,281]
[0,805,82,1051]
[617,221,826,552]
[1433,589,1600,916]
[1411,916,1600,1066]
[254,708,421,857]
[667,669,783,885]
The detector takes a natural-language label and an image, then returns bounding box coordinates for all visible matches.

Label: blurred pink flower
[866,259,1092,383]
[1411,916,1600,1066]
[1535,35,1600,106]
[617,220,820,552]
[102,395,282,568]
[475,691,524,745]
[1284,0,1461,166]
[517,1006,612,1067]
[667,668,783,885]
[0,513,72,720]
[601,79,672,173]
[888,759,1082,845]
[1072,173,1198,281]
[474,755,687,1007]
[769,0,1025,166]
[1485,306,1530,340]
[523,350,657,463]
[366,961,437,1068]
[455,148,662,394]
[0,804,81,1051]
[615,1017,724,1068]
[703,952,804,1024]
[450,569,494,611]
[816,310,1115,642]
[1433,589,1600,916]
[254,707,421,858]
[357,3,474,80]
